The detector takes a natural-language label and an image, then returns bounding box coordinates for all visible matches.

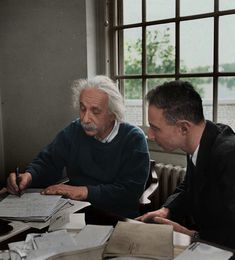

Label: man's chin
[84,129,97,137]
[157,143,172,152]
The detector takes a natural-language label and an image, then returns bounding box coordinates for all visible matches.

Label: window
[107,0,235,130]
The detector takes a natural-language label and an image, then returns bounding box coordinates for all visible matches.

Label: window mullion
[142,0,147,125]
[213,0,219,122]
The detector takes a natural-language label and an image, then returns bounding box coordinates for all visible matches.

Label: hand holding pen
[6,169,32,196]
[15,166,21,197]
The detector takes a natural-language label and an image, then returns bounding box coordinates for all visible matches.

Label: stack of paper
[8,225,113,260]
[103,221,174,260]
[174,242,233,260]
[0,190,69,222]
[49,212,86,231]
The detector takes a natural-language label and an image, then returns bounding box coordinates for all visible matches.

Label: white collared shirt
[97,120,120,143]
[191,145,199,166]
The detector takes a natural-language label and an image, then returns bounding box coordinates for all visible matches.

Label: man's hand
[41,183,88,201]
[0,187,7,195]
[7,172,32,195]
[152,216,196,237]
[136,207,170,222]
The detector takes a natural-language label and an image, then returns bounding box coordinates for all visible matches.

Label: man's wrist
[162,207,170,218]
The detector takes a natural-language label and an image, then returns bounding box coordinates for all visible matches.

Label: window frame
[106,0,235,128]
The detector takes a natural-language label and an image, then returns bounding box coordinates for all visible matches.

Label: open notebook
[0,189,69,222]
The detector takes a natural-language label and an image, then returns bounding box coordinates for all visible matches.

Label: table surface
[0,205,191,255]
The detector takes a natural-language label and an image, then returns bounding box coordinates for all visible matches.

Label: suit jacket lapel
[194,121,220,199]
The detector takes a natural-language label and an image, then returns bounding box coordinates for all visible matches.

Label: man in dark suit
[137,80,235,249]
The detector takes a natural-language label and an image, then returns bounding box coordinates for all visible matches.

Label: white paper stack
[0,190,69,222]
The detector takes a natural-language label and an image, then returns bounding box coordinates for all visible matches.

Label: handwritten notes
[0,190,69,222]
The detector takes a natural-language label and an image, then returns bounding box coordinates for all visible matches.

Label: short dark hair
[146,80,205,124]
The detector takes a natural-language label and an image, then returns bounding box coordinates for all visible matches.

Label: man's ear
[176,120,191,135]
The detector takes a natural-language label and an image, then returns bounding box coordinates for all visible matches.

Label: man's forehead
[80,87,107,96]
[148,105,168,125]
[80,88,108,105]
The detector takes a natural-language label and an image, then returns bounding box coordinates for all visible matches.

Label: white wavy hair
[71,75,125,122]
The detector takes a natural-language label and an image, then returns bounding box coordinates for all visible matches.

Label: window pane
[123,0,142,25]
[147,24,175,74]
[219,0,235,11]
[180,18,213,73]
[124,28,142,75]
[146,0,175,21]
[124,79,142,125]
[219,15,235,72]
[147,78,173,92]
[181,0,214,16]
[181,77,213,121]
[218,77,235,130]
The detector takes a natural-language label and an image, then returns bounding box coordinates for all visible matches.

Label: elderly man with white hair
[6,75,150,218]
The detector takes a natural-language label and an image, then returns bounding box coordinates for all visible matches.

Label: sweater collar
[95,120,120,143]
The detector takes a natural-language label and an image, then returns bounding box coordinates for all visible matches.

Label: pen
[15,166,21,197]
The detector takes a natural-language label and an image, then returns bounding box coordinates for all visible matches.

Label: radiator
[153,163,186,209]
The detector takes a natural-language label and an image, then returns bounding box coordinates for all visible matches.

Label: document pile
[0,190,69,222]
[103,221,174,260]
[174,241,234,260]
[6,225,113,260]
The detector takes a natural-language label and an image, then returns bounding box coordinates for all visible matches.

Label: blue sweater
[27,119,150,218]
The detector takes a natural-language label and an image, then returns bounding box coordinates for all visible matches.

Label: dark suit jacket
[164,120,235,249]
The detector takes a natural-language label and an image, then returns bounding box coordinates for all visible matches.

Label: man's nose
[81,110,90,123]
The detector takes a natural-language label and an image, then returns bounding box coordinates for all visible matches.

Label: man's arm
[26,123,73,188]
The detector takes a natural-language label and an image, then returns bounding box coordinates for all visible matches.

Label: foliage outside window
[108,0,235,130]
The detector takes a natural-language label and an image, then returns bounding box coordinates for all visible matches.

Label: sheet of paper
[174,242,233,260]
[34,230,77,249]
[73,224,113,250]
[26,230,79,260]
[0,250,11,260]
[103,221,174,259]
[47,200,90,231]
[0,191,68,222]
[49,213,86,231]
[0,221,30,243]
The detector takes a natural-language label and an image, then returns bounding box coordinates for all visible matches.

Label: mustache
[81,122,98,131]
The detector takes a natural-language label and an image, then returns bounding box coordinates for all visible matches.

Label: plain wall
[0,0,106,180]
[0,0,185,184]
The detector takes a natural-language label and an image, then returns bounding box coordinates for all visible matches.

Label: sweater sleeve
[86,127,150,217]
[26,123,73,187]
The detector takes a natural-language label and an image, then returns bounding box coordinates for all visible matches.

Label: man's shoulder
[213,122,235,145]
[119,122,145,136]
[205,121,235,157]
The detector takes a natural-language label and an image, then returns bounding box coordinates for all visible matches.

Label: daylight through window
[108,0,235,130]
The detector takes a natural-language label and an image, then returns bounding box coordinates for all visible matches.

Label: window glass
[147,78,173,92]
[123,0,142,25]
[219,15,235,72]
[111,0,235,127]
[147,24,175,74]
[124,79,143,125]
[180,18,213,73]
[181,77,213,121]
[123,28,142,75]
[219,0,235,11]
[146,0,175,21]
[181,0,214,16]
[218,77,235,130]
